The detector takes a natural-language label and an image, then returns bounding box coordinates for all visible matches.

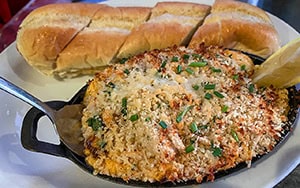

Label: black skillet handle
[21,85,87,158]
[21,101,69,157]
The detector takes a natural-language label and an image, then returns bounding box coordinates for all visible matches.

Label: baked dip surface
[81,45,289,183]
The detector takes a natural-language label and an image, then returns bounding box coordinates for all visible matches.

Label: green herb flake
[204,93,212,100]
[204,84,216,90]
[231,129,239,142]
[130,114,139,122]
[176,106,193,123]
[211,67,221,73]
[161,60,167,68]
[123,69,130,75]
[185,67,194,74]
[121,97,128,116]
[185,144,195,153]
[232,74,239,80]
[158,60,167,72]
[212,146,222,157]
[171,56,179,62]
[192,84,200,91]
[145,117,151,122]
[214,91,224,98]
[248,84,255,93]
[221,105,229,113]
[176,65,182,74]
[159,121,168,129]
[188,61,207,67]
[99,141,107,148]
[241,64,246,71]
[199,124,208,129]
[120,58,128,64]
[190,122,198,133]
[183,54,190,61]
[87,116,103,131]
[192,53,201,59]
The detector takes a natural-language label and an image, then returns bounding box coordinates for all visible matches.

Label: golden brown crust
[91,6,151,30]
[116,21,195,59]
[189,0,280,58]
[55,6,151,78]
[16,1,280,77]
[55,29,128,78]
[117,2,210,59]
[151,1,211,18]
[81,44,289,183]
[16,3,104,75]
[212,0,271,22]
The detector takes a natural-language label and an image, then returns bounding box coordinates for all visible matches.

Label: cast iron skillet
[21,52,300,186]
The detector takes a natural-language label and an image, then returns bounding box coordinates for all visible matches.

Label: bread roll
[55,6,151,78]
[16,1,281,78]
[189,0,280,58]
[16,3,104,75]
[116,2,210,59]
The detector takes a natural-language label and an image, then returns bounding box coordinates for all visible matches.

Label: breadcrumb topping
[81,45,289,183]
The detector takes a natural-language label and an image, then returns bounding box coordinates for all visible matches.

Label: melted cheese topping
[81,45,289,183]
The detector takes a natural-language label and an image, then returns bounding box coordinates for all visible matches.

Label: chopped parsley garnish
[214,91,224,98]
[204,84,216,90]
[211,144,222,157]
[176,105,193,123]
[199,124,208,129]
[159,121,168,129]
[183,54,190,61]
[190,122,198,133]
[188,61,207,67]
[158,60,167,72]
[248,84,255,93]
[176,65,182,74]
[185,67,194,74]
[99,140,107,148]
[232,74,239,80]
[192,53,201,59]
[161,60,167,68]
[171,56,179,62]
[241,64,246,71]
[231,129,239,142]
[204,93,212,100]
[192,84,200,90]
[211,67,222,73]
[119,58,128,64]
[123,69,130,75]
[130,114,139,122]
[221,105,229,113]
[87,116,104,131]
[121,97,127,116]
[145,117,151,122]
[185,144,195,153]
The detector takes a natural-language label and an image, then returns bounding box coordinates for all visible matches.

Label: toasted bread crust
[117,2,210,59]
[16,1,280,77]
[189,0,280,58]
[16,3,104,75]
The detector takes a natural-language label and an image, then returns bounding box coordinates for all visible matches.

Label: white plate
[0,0,299,187]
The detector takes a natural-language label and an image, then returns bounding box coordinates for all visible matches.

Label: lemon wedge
[252,37,300,88]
